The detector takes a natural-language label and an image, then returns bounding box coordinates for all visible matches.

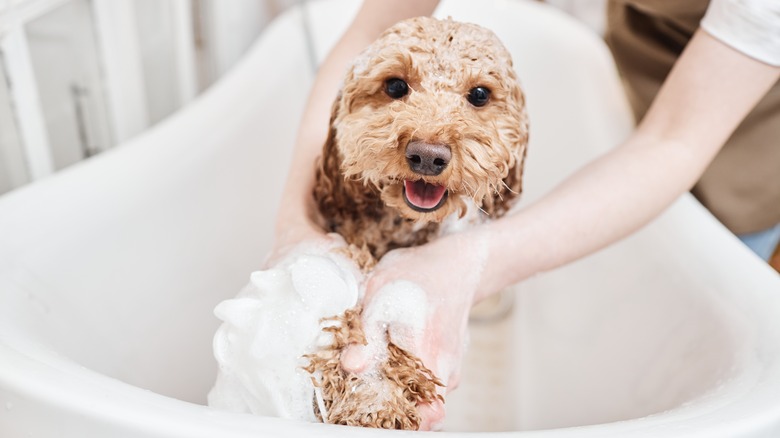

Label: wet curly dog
[306,16,528,429]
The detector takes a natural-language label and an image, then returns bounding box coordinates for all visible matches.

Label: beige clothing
[605,0,780,234]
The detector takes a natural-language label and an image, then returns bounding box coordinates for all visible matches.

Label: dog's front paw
[303,308,444,430]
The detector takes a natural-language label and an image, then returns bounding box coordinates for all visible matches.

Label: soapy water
[207,239,435,422]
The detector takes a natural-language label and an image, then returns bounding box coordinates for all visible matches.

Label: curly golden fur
[303,308,444,429]
[306,17,528,430]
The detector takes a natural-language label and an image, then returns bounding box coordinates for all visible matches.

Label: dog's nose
[405,141,451,176]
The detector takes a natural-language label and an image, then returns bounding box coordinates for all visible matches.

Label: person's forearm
[476,134,702,298]
[274,0,439,238]
[475,30,780,299]
[273,24,381,235]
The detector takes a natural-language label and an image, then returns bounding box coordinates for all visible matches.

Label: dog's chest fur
[313,175,440,263]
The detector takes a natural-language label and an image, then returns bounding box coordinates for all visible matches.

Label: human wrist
[470,216,531,302]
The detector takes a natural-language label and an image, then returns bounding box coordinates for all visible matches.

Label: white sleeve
[700,0,780,66]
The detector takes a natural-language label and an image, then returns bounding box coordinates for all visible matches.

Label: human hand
[264,216,341,268]
[340,232,490,430]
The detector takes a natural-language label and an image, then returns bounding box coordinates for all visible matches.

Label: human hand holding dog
[340,232,492,430]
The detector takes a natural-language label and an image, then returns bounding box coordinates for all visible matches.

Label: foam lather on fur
[208,243,444,430]
[208,245,362,422]
[303,308,444,429]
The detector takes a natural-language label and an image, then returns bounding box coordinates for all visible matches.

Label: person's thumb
[340,342,371,373]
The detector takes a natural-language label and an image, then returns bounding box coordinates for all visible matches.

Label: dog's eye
[384,78,409,99]
[467,87,491,107]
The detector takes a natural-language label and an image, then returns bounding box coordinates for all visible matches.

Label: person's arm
[271,0,440,255]
[344,29,780,429]
[478,29,780,297]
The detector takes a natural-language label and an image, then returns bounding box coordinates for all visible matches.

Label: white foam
[207,207,481,422]
[207,241,363,421]
[364,281,429,353]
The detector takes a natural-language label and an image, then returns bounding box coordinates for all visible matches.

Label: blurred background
[0,0,605,197]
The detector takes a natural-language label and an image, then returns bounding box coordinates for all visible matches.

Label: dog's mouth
[403,180,448,212]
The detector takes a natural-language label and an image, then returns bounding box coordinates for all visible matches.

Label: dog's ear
[489,146,526,217]
[313,96,346,230]
[313,94,383,232]
[485,82,529,218]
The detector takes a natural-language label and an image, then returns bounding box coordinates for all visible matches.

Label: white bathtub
[1,0,780,436]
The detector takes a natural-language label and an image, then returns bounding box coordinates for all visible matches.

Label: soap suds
[206,200,483,424]
[208,241,364,421]
[207,239,443,423]
[364,281,428,353]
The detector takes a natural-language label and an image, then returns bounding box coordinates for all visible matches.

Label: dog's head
[325,17,528,222]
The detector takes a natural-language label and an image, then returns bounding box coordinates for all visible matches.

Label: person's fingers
[417,400,446,431]
[387,322,423,354]
[339,343,371,373]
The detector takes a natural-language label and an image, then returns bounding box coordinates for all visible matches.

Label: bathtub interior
[2,0,780,435]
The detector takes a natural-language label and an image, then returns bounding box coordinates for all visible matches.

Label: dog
[305,16,528,429]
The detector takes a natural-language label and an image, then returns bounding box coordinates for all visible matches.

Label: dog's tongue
[404,180,447,210]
